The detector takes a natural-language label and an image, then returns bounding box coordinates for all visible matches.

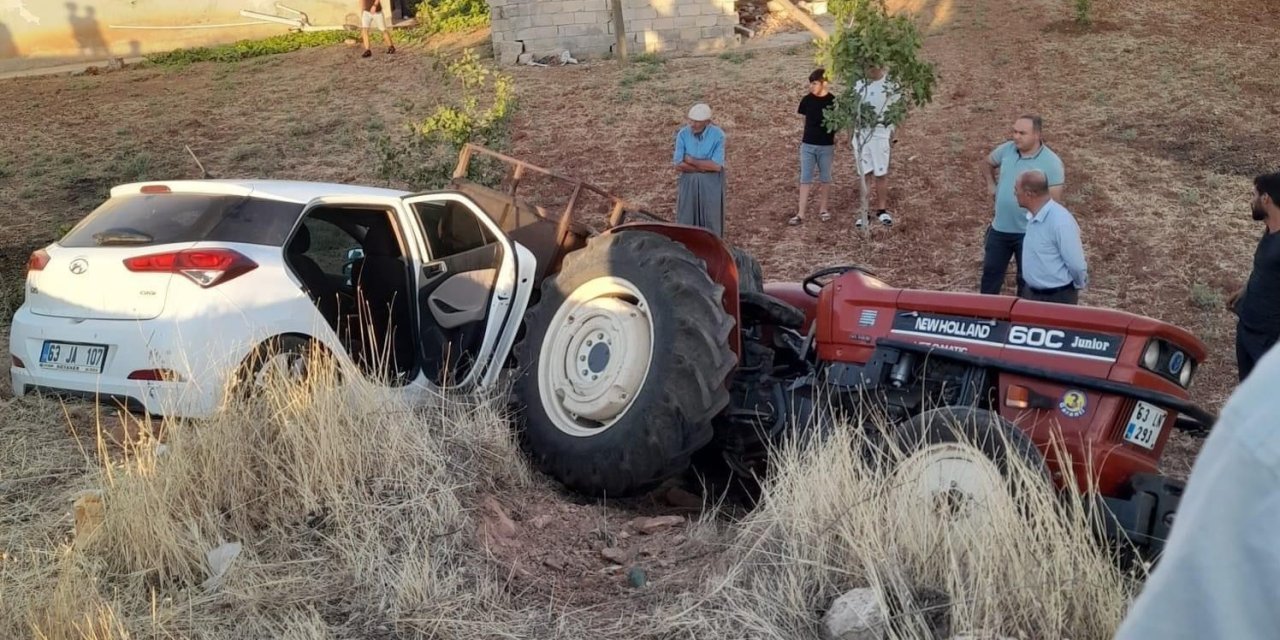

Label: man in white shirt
[850,65,903,227]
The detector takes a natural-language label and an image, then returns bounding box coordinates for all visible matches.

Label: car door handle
[423,261,447,278]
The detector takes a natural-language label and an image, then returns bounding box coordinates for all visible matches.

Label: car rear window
[59,193,304,248]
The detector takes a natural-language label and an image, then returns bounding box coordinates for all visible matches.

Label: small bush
[1073,0,1093,25]
[1190,283,1222,311]
[416,0,490,34]
[372,48,515,189]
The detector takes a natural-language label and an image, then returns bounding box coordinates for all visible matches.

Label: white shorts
[361,10,387,30]
[857,136,892,177]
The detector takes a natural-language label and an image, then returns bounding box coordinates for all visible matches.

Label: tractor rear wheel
[876,406,1050,531]
[512,231,737,497]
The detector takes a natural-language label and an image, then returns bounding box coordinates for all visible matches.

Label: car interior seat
[285,224,340,329]
[351,221,413,378]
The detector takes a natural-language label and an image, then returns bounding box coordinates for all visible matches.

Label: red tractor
[448,145,1214,557]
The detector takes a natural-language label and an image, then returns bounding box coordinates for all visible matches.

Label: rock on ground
[821,588,886,640]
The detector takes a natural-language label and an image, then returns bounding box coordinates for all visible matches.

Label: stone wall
[490,0,739,64]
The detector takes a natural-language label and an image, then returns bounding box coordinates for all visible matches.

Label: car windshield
[59,193,304,248]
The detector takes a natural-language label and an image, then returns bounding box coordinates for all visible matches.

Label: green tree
[819,0,938,232]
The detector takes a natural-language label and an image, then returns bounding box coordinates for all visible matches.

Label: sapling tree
[819,0,938,232]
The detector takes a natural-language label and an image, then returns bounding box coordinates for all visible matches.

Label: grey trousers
[675,170,725,237]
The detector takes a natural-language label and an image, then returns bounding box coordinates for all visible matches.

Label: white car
[9,179,535,417]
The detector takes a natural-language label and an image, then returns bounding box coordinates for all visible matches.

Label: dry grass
[658,404,1140,640]
[0,354,567,640]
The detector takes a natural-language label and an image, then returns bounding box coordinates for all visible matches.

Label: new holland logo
[1059,390,1088,418]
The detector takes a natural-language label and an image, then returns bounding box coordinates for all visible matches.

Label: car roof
[111,179,414,203]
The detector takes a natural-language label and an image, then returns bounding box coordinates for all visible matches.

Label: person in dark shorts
[1229,171,1280,382]
[790,68,836,225]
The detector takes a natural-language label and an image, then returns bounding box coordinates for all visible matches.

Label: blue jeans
[799,143,833,184]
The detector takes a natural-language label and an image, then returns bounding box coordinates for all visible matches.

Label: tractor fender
[604,222,741,358]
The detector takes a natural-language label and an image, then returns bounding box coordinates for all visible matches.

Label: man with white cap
[672,103,727,236]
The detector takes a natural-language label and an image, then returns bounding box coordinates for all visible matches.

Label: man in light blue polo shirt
[1014,170,1087,304]
[673,103,727,237]
[979,115,1065,296]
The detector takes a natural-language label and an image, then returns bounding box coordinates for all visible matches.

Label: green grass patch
[144,30,354,67]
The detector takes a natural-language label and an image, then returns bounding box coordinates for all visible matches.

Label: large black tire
[512,231,737,497]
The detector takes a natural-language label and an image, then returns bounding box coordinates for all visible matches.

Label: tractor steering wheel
[802,265,877,297]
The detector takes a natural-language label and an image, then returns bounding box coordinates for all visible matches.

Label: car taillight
[124,248,258,287]
[11,355,25,369]
[27,249,50,273]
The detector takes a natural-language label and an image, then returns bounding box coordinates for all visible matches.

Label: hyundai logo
[69,258,89,275]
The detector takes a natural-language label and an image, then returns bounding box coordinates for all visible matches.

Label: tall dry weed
[659,402,1142,640]
[10,352,542,639]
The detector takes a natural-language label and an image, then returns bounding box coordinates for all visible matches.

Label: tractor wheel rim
[892,443,1007,525]
[538,276,654,438]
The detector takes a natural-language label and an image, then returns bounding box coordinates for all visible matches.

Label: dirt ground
[1,0,1277,620]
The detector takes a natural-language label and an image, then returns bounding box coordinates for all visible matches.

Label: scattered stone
[529,514,554,530]
[626,566,647,588]
[480,496,517,540]
[344,38,357,46]
[600,547,629,564]
[664,486,704,510]
[821,588,886,640]
[630,515,684,534]
[542,557,566,571]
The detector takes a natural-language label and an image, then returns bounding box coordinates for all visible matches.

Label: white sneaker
[878,211,894,226]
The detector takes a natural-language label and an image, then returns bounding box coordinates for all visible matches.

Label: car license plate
[1123,400,1167,450]
[38,341,107,374]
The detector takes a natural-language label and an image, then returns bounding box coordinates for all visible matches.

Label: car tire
[512,230,737,498]
[230,334,333,398]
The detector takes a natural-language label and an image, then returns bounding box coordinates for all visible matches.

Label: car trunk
[28,244,180,321]
[26,189,304,321]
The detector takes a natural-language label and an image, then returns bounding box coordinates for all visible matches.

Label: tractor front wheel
[877,406,1050,531]
[512,231,737,498]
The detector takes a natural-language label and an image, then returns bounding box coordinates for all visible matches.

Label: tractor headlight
[1179,360,1194,388]
[1143,341,1161,370]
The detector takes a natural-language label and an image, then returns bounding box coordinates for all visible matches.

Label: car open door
[399,192,535,389]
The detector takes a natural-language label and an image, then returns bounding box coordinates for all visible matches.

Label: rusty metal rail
[451,143,665,240]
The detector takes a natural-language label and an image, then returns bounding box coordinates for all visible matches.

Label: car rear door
[399,192,536,389]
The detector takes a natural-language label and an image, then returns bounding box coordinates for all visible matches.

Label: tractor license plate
[38,341,107,374]
[1123,401,1167,450]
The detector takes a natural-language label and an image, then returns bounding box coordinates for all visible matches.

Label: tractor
[442,144,1214,557]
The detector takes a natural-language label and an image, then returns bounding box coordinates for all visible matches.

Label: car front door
[399,192,535,389]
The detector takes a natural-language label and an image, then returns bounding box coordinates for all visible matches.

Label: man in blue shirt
[1014,170,1087,304]
[979,115,1066,296]
[673,103,727,237]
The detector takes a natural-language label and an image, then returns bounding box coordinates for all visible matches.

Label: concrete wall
[0,0,393,74]
[490,0,739,64]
